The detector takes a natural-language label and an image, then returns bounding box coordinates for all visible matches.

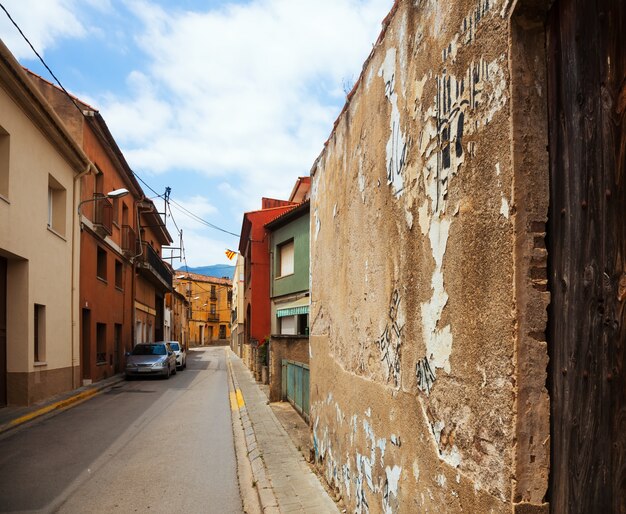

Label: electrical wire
[0,3,242,242]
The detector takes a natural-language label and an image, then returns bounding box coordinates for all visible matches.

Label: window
[219,325,226,339]
[97,247,107,281]
[280,315,297,335]
[210,303,216,315]
[96,323,106,364]
[0,126,8,198]
[210,285,217,299]
[34,304,46,362]
[122,203,129,226]
[115,260,123,289]
[95,170,103,195]
[112,197,119,226]
[47,175,66,236]
[278,240,294,277]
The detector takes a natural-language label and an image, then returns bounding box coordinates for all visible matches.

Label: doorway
[546,0,626,511]
[81,309,91,381]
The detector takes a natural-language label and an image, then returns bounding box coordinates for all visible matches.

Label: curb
[0,375,125,436]
[227,350,279,514]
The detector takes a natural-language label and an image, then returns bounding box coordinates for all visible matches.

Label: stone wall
[309,0,550,512]
[269,335,309,403]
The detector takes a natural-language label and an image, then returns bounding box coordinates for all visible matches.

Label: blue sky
[0,0,392,266]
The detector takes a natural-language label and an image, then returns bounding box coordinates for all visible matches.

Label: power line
[0,3,242,242]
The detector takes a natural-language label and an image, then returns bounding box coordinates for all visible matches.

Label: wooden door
[547,0,626,511]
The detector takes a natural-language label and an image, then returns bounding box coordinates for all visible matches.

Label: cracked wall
[309,0,550,512]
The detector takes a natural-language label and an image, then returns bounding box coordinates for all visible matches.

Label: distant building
[173,272,232,346]
[230,254,245,357]
[0,40,90,405]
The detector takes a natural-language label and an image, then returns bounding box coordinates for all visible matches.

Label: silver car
[168,341,186,370]
[125,342,177,379]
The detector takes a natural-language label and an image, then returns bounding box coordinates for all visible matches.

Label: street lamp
[77,188,130,215]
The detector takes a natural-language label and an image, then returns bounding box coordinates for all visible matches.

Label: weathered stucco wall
[309,1,549,512]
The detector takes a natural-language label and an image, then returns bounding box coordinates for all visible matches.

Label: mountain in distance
[177,264,235,279]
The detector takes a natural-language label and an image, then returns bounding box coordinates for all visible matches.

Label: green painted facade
[270,211,310,298]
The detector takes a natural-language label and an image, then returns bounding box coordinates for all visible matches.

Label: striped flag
[225,249,236,260]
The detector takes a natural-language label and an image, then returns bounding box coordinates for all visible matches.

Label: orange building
[173,272,231,346]
[28,71,173,385]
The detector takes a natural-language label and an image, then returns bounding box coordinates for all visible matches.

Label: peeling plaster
[378,48,407,197]
[314,207,320,240]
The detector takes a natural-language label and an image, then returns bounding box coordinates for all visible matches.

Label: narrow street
[0,347,242,514]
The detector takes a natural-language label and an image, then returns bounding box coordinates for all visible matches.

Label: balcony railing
[121,224,137,257]
[93,194,113,235]
[207,314,219,322]
[136,242,173,291]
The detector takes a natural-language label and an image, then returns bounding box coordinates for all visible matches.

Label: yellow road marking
[9,388,99,427]
[230,389,245,411]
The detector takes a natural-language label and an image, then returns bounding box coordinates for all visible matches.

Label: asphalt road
[0,347,242,514]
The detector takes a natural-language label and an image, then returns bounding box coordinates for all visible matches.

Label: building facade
[266,199,311,409]
[309,0,624,512]
[174,272,231,346]
[230,254,245,357]
[238,199,296,370]
[0,40,90,405]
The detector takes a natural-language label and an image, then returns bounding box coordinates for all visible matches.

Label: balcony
[136,242,173,292]
[93,194,113,236]
[121,224,137,257]
[207,315,219,323]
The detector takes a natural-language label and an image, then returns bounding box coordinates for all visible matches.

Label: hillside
[177,264,235,279]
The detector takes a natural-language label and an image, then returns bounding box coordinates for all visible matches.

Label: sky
[0,0,393,267]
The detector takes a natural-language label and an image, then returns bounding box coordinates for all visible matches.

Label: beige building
[309,1,624,513]
[230,254,244,356]
[0,40,91,405]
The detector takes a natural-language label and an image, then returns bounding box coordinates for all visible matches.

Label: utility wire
[0,3,241,242]
[0,2,86,118]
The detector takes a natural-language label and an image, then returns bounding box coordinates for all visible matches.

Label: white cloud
[101,0,392,201]
[0,0,86,59]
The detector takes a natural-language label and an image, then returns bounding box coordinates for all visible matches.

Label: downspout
[131,195,146,346]
[71,162,94,389]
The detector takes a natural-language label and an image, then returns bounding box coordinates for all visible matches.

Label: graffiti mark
[379,48,407,197]
[376,290,404,387]
[416,356,436,394]
[460,0,493,45]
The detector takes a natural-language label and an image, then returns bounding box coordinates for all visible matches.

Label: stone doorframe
[509,0,553,511]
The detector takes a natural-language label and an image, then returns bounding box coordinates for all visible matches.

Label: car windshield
[131,344,166,356]
[169,343,180,351]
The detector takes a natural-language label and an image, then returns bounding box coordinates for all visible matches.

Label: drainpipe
[71,162,94,389]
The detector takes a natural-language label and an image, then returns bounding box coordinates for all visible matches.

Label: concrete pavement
[227,349,339,514]
[0,374,125,437]
[0,347,340,513]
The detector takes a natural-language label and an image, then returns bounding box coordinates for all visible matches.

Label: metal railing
[121,224,137,256]
[137,242,173,289]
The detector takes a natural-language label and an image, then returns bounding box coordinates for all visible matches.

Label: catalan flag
[225,249,237,260]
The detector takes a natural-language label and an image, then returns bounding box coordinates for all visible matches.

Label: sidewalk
[227,350,339,514]
[0,374,125,436]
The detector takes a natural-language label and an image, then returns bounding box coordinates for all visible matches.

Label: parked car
[168,341,186,370]
[125,342,177,379]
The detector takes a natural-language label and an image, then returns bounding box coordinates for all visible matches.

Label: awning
[277,305,309,317]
